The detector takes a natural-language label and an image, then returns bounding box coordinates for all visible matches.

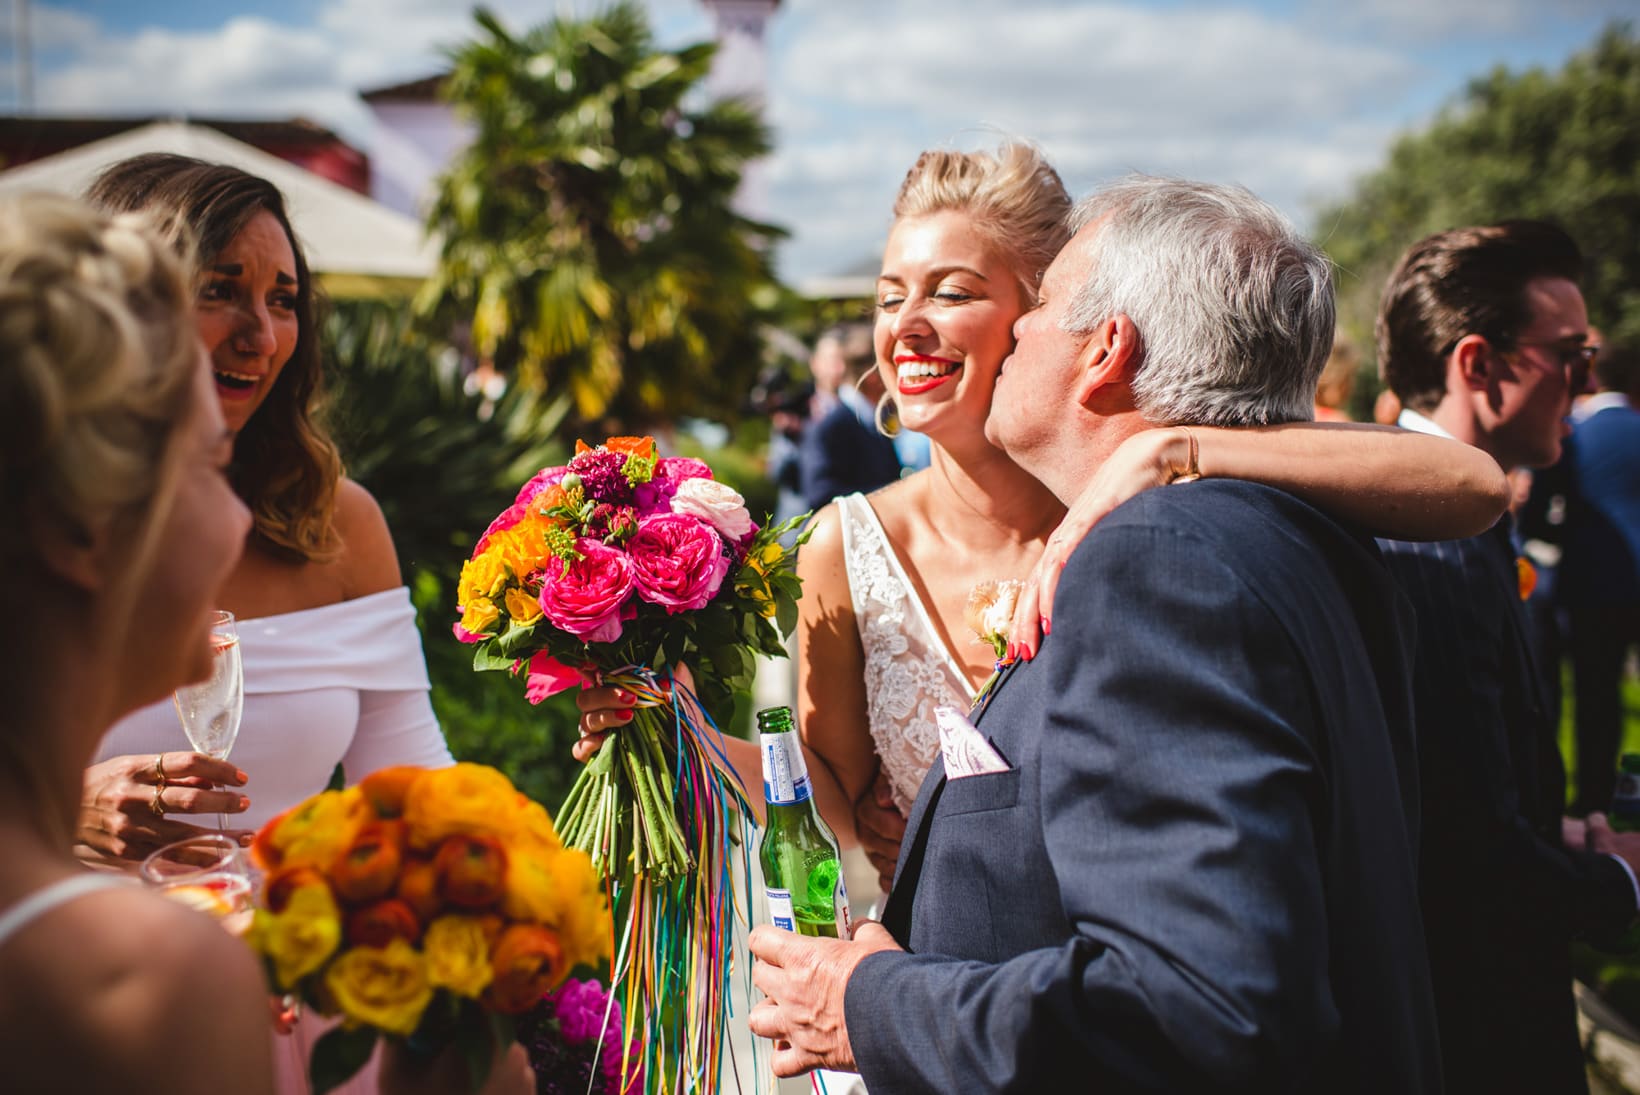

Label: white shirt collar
[1396,406,1459,441]
[1572,391,1630,423]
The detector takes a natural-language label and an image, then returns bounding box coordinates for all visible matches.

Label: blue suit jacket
[847,481,1440,1094]
[800,400,901,511]
[1379,522,1636,1094]
[1561,403,1640,608]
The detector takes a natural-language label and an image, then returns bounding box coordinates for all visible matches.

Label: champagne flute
[139,832,256,935]
[172,609,243,829]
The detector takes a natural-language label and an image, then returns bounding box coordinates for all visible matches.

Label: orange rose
[436,834,508,909]
[483,923,565,1014]
[395,856,441,924]
[358,767,425,818]
[346,898,423,948]
[262,787,371,873]
[332,820,407,905]
[403,763,520,849]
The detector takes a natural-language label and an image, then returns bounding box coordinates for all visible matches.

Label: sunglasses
[1505,337,1598,393]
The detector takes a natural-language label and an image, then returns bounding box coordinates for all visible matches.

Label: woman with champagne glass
[0,192,275,1091]
[78,154,453,861]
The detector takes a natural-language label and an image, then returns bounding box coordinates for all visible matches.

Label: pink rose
[655,456,713,483]
[524,652,594,703]
[627,513,730,613]
[670,477,754,540]
[537,538,636,643]
[515,465,569,505]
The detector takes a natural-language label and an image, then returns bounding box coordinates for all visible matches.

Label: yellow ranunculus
[500,516,556,579]
[324,938,434,1037]
[248,882,342,989]
[403,762,520,849]
[513,797,563,851]
[460,596,500,636]
[550,846,612,971]
[500,839,562,924]
[267,787,370,872]
[422,915,495,998]
[503,586,544,626]
[458,551,507,607]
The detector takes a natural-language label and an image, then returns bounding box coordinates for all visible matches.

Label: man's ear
[1452,333,1493,394]
[1072,314,1141,404]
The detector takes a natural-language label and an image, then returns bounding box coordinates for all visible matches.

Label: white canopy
[0,120,437,280]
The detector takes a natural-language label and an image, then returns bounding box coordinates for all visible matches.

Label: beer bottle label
[760,733,812,805]
[767,887,796,932]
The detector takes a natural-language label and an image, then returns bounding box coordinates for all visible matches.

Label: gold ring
[150,783,167,817]
[153,753,168,788]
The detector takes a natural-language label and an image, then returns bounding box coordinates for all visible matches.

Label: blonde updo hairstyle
[0,193,201,646]
[891,141,1073,306]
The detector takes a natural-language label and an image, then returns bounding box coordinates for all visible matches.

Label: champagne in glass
[140,832,256,935]
[173,610,243,827]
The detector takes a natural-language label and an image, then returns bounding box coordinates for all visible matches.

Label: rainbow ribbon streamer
[568,666,761,1095]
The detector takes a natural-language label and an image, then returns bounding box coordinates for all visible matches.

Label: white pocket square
[935,705,1011,779]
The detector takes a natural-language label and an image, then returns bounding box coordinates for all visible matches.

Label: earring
[875,392,902,438]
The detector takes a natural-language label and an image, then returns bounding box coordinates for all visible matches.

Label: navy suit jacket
[800,400,901,511]
[1561,402,1640,609]
[847,481,1440,1094]
[1379,522,1636,1094]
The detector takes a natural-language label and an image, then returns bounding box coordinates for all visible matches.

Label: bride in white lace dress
[579,143,1511,896]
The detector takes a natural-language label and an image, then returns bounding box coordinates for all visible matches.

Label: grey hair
[1061,176,1334,426]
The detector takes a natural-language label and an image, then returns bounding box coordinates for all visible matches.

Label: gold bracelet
[1169,426,1201,483]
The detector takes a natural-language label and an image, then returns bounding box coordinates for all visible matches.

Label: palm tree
[421,3,786,431]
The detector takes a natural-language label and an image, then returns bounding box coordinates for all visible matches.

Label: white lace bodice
[837,493,975,814]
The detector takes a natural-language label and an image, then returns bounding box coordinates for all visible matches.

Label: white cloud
[1313,0,1624,42]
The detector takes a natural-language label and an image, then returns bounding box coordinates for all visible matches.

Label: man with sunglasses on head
[1376,220,1638,1095]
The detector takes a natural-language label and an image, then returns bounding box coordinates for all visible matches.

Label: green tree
[421,3,786,432]
[1320,22,1640,381]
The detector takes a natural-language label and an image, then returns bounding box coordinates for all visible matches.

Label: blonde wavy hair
[0,193,201,632]
[892,141,1072,304]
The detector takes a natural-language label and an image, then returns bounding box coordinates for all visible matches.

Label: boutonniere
[965,578,1022,713]
[1516,555,1537,602]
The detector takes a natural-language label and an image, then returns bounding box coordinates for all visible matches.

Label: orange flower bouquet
[245,763,612,1094]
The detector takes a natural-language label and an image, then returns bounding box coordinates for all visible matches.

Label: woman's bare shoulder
[1,886,272,1089]
[332,477,403,599]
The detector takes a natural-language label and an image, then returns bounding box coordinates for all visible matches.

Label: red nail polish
[1042,616,1052,637]
[621,708,635,720]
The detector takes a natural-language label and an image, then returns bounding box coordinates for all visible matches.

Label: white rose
[670,476,754,540]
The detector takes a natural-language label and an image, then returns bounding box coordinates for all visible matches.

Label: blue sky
[9,0,1635,283]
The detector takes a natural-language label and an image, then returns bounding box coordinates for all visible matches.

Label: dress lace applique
[837,493,975,814]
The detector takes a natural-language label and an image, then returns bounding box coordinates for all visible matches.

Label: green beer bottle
[757,705,851,939]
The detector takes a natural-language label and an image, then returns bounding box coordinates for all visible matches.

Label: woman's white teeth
[216,370,257,382]
[897,361,957,379]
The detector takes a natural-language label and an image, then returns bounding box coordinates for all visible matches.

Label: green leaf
[310,1026,379,1095]
[497,620,541,658]
[325,762,346,792]
[472,643,516,672]
[455,1015,495,1092]
[775,595,799,638]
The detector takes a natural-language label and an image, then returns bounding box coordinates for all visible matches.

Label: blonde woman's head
[891,142,1072,304]
[0,192,247,712]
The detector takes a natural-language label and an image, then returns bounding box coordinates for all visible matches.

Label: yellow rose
[268,787,371,872]
[323,938,433,1037]
[503,587,544,626]
[248,883,342,989]
[502,517,556,578]
[460,596,500,636]
[423,915,495,998]
[403,763,521,849]
[458,551,507,606]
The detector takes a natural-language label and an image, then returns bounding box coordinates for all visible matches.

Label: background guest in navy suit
[799,322,902,510]
[1375,222,1640,1094]
[746,177,1441,1093]
[1560,342,1640,814]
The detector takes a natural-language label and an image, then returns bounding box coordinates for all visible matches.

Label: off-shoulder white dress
[96,586,454,1094]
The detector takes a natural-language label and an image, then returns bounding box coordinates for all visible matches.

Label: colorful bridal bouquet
[454,435,808,1093]
[245,763,611,1094]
